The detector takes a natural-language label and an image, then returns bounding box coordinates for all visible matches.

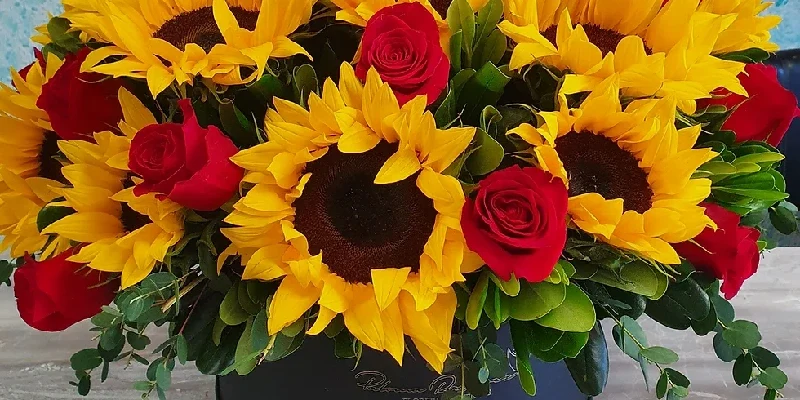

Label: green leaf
[234,320,258,375]
[508,281,566,321]
[666,368,690,388]
[127,332,151,351]
[532,331,590,361]
[535,284,595,332]
[646,278,710,330]
[477,343,509,379]
[483,283,510,329]
[764,388,778,400]
[714,187,788,202]
[449,30,464,73]
[733,353,754,385]
[0,260,13,286]
[133,381,153,392]
[711,295,735,324]
[37,205,75,232]
[475,0,503,42]
[489,273,521,296]
[474,29,507,68]
[238,282,262,316]
[641,346,679,365]
[612,316,648,361]
[457,62,511,125]
[175,335,188,365]
[758,367,788,390]
[251,309,270,351]
[656,371,669,399]
[716,47,771,63]
[750,347,780,369]
[435,68,476,128]
[466,272,490,329]
[509,320,536,396]
[100,327,124,351]
[264,333,304,362]
[140,272,178,301]
[466,128,504,176]
[723,320,762,350]
[446,0,475,60]
[333,332,359,359]
[588,261,669,299]
[91,310,120,329]
[713,332,743,362]
[564,323,609,397]
[219,100,258,147]
[690,301,717,336]
[71,349,103,371]
[292,64,318,107]
[248,73,287,105]
[220,284,250,326]
[155,361,172,391]
[667,386,689,400]
[769,204,797,234]
[77,375,91,396]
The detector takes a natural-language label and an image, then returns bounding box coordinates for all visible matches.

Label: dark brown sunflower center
[121,178,150,232]
[293,142,437,284]
[543,24,649,55]
[38,131,66,184]
[431,0,451,18]
[555,131,653,213]
[153,7,259,53]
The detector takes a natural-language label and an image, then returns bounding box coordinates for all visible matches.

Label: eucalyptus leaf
[565,323,608,396]
[535,284,595,332]
[508,281,566,321]
[723,320,762,350]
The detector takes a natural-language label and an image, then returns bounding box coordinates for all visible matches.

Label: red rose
[37,48,125,141]
[673,203,760,300]
[461,165,569,282]
[356,2,449,106]
[698,63,800,146]
[129,99,244,211]
[14,248,117,332]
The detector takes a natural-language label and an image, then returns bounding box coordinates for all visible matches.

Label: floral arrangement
[2,0,798,399]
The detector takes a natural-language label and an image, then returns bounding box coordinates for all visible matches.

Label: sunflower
[221,63,480,371]
[66,0,315,96]
[42,88,184,288]
[698,0,781,54]
[498,0,747,112]
[0,53,72,258]
[509,77,715,264]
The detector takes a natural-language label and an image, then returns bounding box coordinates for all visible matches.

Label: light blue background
[0,0,799,81]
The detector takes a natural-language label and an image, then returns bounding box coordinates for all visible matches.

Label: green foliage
[715,47,771,63]
[446,0,507,71]
[696,139,789,216]
[0,259,18,287]
[42,17,82,59]
[564,323,608,396]
[36,205,75,233]
[219,100,259,147]
[646,278,711,330]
